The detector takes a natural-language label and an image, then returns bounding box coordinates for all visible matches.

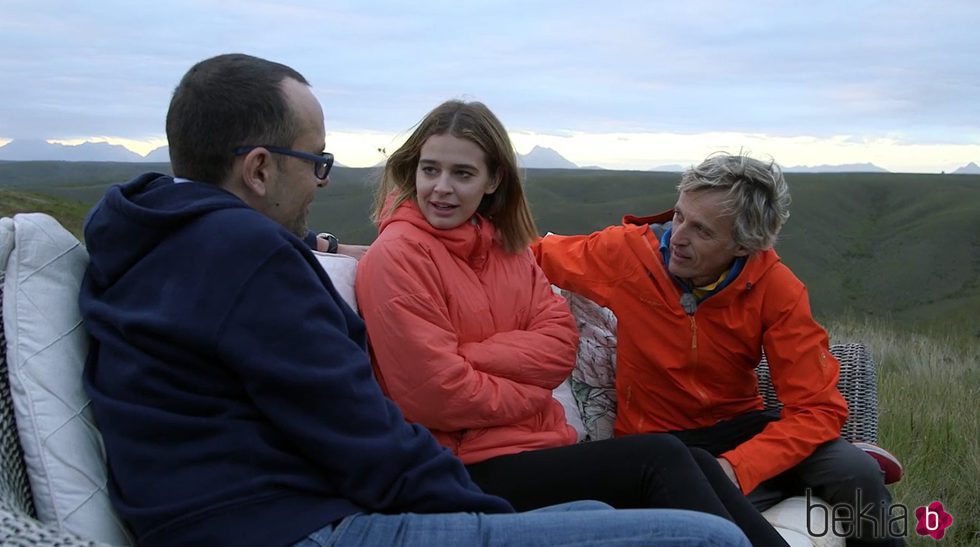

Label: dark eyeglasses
[233,145,334,180]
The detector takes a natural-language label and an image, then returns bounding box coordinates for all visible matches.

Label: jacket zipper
[689,315,698,350]
[688,314,709,408]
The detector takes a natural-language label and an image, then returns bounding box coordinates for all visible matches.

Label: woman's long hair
[372,100,538,253]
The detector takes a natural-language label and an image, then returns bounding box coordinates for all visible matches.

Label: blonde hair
[372,100,538,254]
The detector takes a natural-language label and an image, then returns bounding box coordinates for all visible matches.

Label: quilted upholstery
[2,214,130,545]
[2,218,98,545]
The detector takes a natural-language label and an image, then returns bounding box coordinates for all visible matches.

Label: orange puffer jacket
[533,210,848,494]
[356,200,579,464]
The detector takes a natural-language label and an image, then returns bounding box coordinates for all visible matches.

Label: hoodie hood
[84,173,250,288]
[378,198,496,268]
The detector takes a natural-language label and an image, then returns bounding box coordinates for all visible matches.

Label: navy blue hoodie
[79,174,513,547]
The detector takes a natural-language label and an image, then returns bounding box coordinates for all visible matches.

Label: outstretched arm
[532,228,636,307]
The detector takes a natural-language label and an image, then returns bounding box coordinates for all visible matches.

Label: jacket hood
[84,173,250,288]
[378,198,496,267]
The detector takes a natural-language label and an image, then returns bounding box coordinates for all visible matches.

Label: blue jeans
[292,500,751,546]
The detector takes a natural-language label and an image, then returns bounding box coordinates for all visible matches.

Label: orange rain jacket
[533,210,848,493]
[356,200,579,464]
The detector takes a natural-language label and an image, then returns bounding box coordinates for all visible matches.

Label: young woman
[355,100,788,547]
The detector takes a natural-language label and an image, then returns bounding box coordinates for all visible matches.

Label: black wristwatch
[317,232,339,254]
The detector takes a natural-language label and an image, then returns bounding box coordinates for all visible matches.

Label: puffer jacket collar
[379,198,496,271]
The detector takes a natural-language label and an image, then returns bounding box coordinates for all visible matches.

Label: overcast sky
[2,0,978,172]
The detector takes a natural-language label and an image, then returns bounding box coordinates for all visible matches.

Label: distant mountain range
[650,162,896,174]
[144,145,170,162]
[0,139,149,162]
[952,162,980,174]
[784,162,889,173]
[1,140,978,175]
[648,164,687,172]
[518,146,578,169]
[0,140,587,169]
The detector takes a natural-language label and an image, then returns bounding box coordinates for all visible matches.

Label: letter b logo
[924,506,939,531]
[915,501,953,539]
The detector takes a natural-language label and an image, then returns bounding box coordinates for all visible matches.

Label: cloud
[1,0,978,171]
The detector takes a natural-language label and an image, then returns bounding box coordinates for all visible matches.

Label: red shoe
[854,442,904,484]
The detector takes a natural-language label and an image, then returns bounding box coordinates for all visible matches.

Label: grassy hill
[2,162,978,333]
[0,186,91,240]
[524,169,980,333]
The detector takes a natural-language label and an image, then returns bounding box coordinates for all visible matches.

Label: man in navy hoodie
[79,53,751,547]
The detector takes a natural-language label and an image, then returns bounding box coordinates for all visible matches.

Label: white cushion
[551,378,586,442]
[763,495,844,547]
[313,250,359,311]
[2,213,131,544]
[772,527,817,547]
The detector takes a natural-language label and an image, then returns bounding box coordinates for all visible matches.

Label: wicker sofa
[0,212,883,546]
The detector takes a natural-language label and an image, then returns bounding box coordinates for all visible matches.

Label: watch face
[318,233,339,253]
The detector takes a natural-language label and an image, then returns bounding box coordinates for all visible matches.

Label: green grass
[0,187,90,240]
[828,317,979,545]
[0,160,172,188]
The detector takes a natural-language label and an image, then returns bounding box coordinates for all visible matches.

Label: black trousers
[466,433,789,547]
[670,410,904,546]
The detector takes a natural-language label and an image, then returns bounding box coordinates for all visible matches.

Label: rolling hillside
[2,162,978,333]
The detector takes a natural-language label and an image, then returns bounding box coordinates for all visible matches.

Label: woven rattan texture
[756,344,878,444]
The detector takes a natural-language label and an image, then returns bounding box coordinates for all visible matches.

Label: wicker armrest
[755,343,879,444]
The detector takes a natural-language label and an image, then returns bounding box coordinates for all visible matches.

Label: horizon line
[1,136,978,175]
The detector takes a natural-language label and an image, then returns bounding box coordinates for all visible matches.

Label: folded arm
[458,253,578,389]
[357,242,555,432]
